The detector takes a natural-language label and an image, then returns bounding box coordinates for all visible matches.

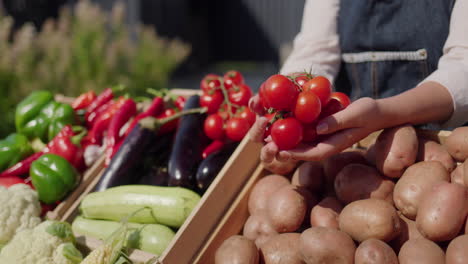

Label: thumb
[316,106,357,135]
[248,95,265,115]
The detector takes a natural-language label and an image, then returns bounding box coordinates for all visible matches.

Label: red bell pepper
[104,99,137,166]
[123,96,164,138]
[72,91,97,110]
[202,140,225,159]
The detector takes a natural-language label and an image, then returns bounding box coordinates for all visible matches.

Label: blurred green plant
[0,0,191,137]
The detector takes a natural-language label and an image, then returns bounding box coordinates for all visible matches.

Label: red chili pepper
[85,88,114,121]
[86,100,114,128]
[0,152,44,178]
[202,140,225,159]
[72,91,97,110]
[174,96,186,110]
[158,108,179,134]
[105,99,137,166]
[84,97,127,146]
[123,97,164,138]
[0,175,29,188]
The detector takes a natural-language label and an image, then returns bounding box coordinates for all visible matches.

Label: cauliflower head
[0,220,83,264]
[0,184,41,247]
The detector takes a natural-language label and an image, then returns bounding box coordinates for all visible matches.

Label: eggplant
[196,142,239,193]
[94,124,172,191]
[168,95,208,189]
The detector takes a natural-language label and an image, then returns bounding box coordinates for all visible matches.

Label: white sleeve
[280,0,341,83]
[421,0,468,128]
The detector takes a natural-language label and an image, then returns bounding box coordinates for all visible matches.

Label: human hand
[249,97,384,163]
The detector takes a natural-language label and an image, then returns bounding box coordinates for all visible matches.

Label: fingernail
[316,122,328,134]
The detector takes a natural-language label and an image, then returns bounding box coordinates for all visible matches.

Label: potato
[248,175,290,215]
[260,233,304,264]
[215,235,259,264]
[393,161,450,220]
[355,239,398,264]
[398,238,445,264]
[375,125,418,178]
[334,164,395,205]
[291,161,324,193]
[444,126,468,162]
[451,163,465,186]
[417,138,456,172]
[267,185,307,232]
[243,214,278,248]
[310,196,343,229]
[300,227,355,264]
[323,150,367,194]
[416,182,468,241]
[446,234,468,264]
[339,198,401,242]
[390,212,424,252]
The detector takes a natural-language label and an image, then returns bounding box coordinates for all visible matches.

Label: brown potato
[323,150,367,194]
[446,234,468,264]
[398,238,445,264]
[451,163,465,186]
[390,212,424,252]
[260,233,304,264]
[339,199,401,242]
[248,175,290,215]
[300,227,355,264]
[291,161,324,193]
[267,185,307,232]
[334,164,395,205]
[417,138,455,172]
[215,235,259,264]
[393,161,450,220]
[243,214,278,248]
[310,196,343,229]
[355,239,398,264]
[416,182,468,241]
[375,125,418,178]
[444,126,468,162]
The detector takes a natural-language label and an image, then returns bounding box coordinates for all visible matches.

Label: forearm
[377,81,454,128]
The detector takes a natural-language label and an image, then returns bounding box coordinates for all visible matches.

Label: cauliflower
[0,184,41,248]
[0,220,83,264]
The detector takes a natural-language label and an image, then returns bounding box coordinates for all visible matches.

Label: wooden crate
[193,129,452,263]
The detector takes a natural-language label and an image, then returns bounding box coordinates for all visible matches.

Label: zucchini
[72,216,175,256]
[80,185,200,228]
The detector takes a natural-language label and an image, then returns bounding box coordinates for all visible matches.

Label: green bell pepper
[0,133,33,171]
[20,101,76,142]
[15,90,54,133]
[30,154,79,204]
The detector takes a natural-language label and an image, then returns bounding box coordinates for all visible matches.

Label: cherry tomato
[259,81,269,109]
[303,76,332,107]
[294,91,321,124]
[263,113,276,139]
[174,96,186,110]
[319,92,351,118]
[204,113,225,140]
[228,83,253,106]
[330,92,351,108]
[158,108,178,134]
[302,122,318,142]
[218,103,238,120]
[263,74,298,111]
[225,117,250,141]
[200,74,221,94]
[271,117,303,150]
[200,91,224,114]
[238,107,256,126]
[223,70,244,90]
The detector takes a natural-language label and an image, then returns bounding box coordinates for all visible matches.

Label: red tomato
[263,74,298,111]
[330,92,351,108]
[271,117,303,150]
[259,81,269,109]
[204,114,225,140]
[294,91,321,124]
[238,107,256,126]
[228,83,253,106]
[0,176,29,188]
[225,117,251,141]
[200,91,224,114]
[200,74,220,93]
[158,108,178,134]
[302,122,318,142]
[223,70,244,90]
[303,76,332,107]
[174,96,186,110]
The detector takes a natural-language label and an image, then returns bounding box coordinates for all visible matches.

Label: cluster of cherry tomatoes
[259,73,351,150]
[200,70,256,142]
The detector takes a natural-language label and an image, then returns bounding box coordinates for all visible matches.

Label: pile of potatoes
[215,125,468,264]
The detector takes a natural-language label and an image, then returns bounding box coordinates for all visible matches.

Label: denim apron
[335,0,456,101]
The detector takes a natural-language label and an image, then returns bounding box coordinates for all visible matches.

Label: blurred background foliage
[0,0,190,137]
